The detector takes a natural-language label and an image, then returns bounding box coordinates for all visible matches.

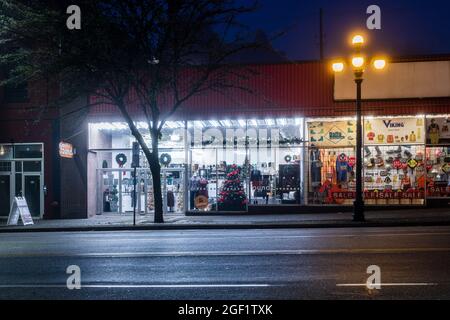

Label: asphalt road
[0,226,450,300]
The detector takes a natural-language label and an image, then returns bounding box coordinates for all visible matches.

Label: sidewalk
[1,207,450,233]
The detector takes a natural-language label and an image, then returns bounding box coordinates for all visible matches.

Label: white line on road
[336,283,438,287]
[3,231,450,244]
[0,283,272,289]
[2,247,450,258]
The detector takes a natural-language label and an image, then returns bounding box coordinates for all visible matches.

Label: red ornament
[348,156,356,167]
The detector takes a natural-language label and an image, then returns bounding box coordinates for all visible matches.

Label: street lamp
[332,34,387,222]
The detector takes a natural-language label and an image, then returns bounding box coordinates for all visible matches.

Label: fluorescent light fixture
[295,118,303,125]
[265,119,275,126]
[136,122,148,129]
[249,119,258,126]
[194,121,204,128]
[277,118,287,126]
[238,119,246,127]
[208,120,220,127]
[220,120,232,127]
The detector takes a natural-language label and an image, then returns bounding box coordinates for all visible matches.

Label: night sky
[238,0,450,61]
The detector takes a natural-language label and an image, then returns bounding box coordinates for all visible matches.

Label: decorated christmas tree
[218,165,248,211]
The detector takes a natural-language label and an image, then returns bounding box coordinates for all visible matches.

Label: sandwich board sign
[7,197,34,226]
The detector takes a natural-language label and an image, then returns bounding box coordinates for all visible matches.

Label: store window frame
[362,115,426,206]
[0,143,44,218]
[425,115,450,200]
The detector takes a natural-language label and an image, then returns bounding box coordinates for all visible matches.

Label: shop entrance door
[0,174,11,216]
[98,168,152,215]
[23,174,42,217]
[98,168,186,215]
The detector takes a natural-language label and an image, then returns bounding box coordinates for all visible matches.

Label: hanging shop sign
[364,117,425,145]
[426,117,450,145]
[59,142,75,159]
[307,120,356,147]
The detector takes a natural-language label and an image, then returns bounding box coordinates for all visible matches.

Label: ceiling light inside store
[238,119,246,127]
[112,123,128,130]
[277,118,287,126]
[165,121,179,129]
[265,119,275,126]
[136,122,149,129]
[295,118,303,125]
[220,120,232,127]
[208,120,220,127]
[250,119,258,126]
[194,121,204,128]
[93,122,114,130]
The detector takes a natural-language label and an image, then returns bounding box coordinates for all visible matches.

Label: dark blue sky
[238,0,450,61]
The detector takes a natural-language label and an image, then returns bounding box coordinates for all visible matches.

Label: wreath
[115,153,127,167]
[284,155,292,163]
[159,153,172,165]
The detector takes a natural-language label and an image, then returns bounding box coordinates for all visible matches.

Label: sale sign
[364,117,425,145]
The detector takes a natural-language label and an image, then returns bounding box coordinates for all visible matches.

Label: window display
[217,164,248,211]
[426,117,450,145]
[88,114,450,214]
[363,145,426,205]
[363,116,426,205]
[425,147,450,198]
[306,119,356,205]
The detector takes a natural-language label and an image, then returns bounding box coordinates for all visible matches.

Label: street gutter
[1,219,450,233]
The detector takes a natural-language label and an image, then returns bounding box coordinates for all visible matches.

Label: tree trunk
[149,129,164,223]
[116,103,164,223]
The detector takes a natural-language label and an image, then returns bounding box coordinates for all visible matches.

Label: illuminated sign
[59,142,75,159]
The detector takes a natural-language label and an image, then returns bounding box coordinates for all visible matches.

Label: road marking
[3,232,450,244]
[336,283,438,287]
[2,247,450,258]
[0,283,272,289]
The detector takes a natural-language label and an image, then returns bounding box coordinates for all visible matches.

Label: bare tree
[1,0,262,222]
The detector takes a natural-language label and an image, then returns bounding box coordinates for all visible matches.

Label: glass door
[0,174,11,216]
[23,174,42,217]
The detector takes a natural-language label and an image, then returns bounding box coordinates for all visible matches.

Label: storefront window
[188,118,304,211]
[425,115,450,199]
[14,144,43,159]
[363,116,426,205]
[0,145,13,160]
[306,119,356,205]
[88,121,187,215]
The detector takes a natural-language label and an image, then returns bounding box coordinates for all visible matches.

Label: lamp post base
[353,200,365,222]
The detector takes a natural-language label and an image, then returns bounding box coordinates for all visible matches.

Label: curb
[1,219,450,233]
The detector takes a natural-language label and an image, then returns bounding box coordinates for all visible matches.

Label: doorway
[23,174,41,217]
[97,168,185,215]
[0,174,11,216]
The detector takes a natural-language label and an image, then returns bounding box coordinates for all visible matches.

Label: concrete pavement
[0,207,450,232]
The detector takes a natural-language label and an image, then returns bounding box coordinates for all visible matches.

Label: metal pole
[353,78,365,221]
[133,166,137,226]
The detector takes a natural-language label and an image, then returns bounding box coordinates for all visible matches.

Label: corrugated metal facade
[89,60,450,120]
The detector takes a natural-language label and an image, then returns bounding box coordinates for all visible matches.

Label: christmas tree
[218,165,248,211]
